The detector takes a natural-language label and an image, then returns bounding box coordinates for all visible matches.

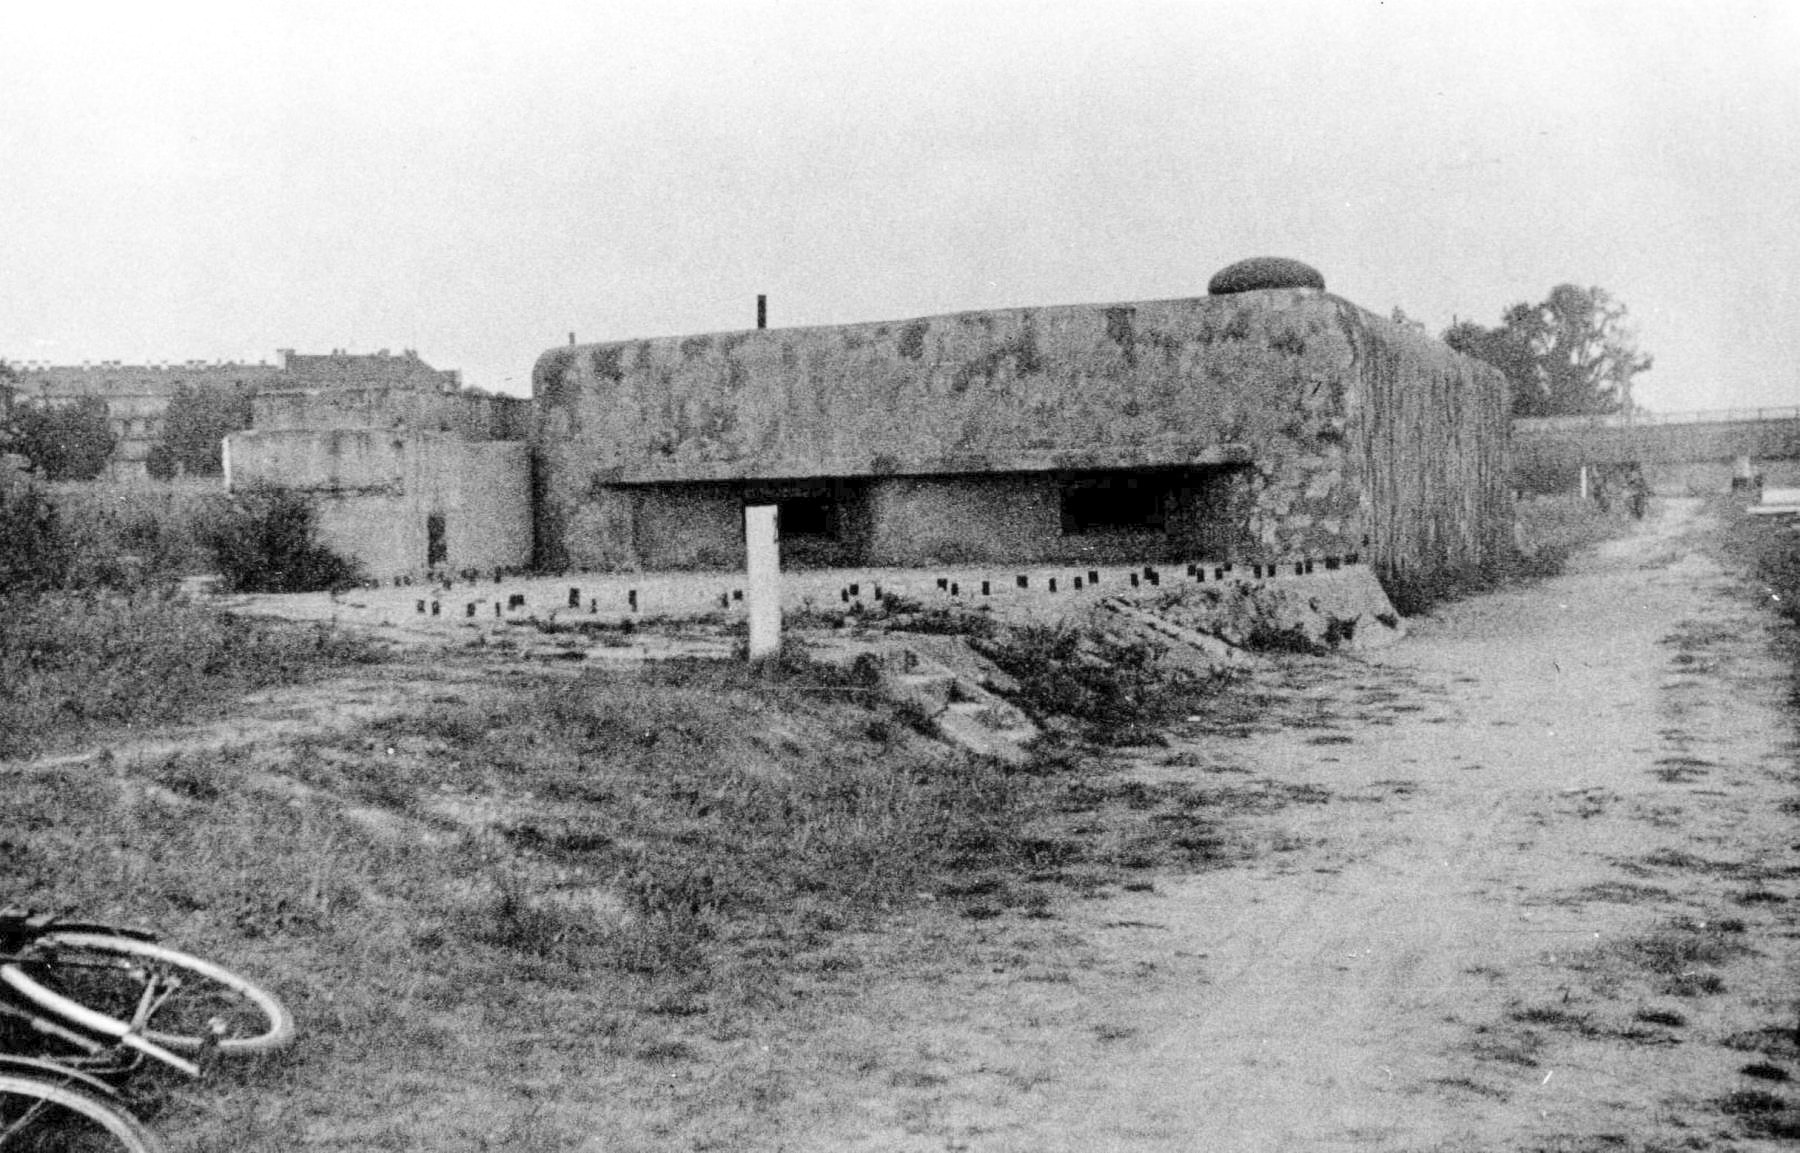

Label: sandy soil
[755,497,1798,1152]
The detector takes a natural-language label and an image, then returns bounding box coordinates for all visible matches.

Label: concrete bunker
[532,270,1514,596]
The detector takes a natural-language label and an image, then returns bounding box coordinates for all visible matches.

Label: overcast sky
[3,1,1796,411]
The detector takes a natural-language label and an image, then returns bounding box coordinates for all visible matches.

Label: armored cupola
[1207,257,1326,295]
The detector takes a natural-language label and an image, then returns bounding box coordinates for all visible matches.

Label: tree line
[1,369,252,482]
[1435,283,1653,418]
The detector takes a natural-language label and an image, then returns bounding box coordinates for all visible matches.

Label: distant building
[0,349,462,481]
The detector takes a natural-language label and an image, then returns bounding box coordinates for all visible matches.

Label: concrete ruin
[224,378,532,580]
[531,280,1514,596]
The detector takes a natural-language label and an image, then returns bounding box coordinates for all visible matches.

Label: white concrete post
[1579,464,1590,501]
[745,504,781,662]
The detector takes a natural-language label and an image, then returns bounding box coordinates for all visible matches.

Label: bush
[5,396,115,481]
[0,471,74,592]
[207,484,365,593]
[48,480,228,584]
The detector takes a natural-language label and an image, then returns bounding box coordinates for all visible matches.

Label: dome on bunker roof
[1207,257,1326,295]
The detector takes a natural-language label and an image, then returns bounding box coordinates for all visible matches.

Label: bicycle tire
[0,1073,166,1153]
[0,934,293,1057]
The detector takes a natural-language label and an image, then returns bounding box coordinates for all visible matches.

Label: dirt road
[778,498,1799,1152]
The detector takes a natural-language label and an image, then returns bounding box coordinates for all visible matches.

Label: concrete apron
[218,560,1401,765]
[220,555,1398,635]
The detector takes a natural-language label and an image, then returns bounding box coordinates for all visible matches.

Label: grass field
[3,632,1267,1149]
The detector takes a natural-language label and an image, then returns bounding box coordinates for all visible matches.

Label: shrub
[0,471,74,592]
[206,484,365,593]
[5,396,115,481]
[47,480,228,586]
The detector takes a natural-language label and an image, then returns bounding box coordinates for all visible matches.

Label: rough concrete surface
[533,289,1510,583]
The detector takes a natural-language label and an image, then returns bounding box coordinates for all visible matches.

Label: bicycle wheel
[0,934,293,1057]
[0,1074,165,1153]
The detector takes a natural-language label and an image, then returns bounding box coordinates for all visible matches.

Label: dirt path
[773,498,1798,1152]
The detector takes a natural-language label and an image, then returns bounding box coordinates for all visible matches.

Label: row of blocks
[915,554,1361,599]
[388,568,527,592]
[382,549,1366,598]
[408,553,1364,618]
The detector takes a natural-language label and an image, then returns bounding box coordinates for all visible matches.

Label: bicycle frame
[0,937,201,1079]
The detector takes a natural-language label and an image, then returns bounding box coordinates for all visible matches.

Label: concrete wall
[252,388,530,440]
[1349,323,1515,591]
[533,289,1510,583]
[226,429,530,579]
[450,443,533,572]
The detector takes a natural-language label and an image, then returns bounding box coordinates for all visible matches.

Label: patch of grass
[1718,1088,1800,1139]
[1723,1026,1800,1060]
[1431,1076,1510,1100]
[1608,919,1750,976]
[973,621,1240,744]
[1384,496,1631,615]
[1467,1024,1544,1068]
[1663,971,1727,996]
[0,648,1084,1147]
[1720,502,1800,627]
[1509,1004,1596,1034]
[0,589,377,759]
[1568,881,1675,904]
[355,656,1040,977]
[1515,496,1635,571]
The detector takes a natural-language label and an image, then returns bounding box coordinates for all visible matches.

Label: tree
[1444,285,1653,417]
[147,383,254,479]
[5,396,117,481]
[1388,307,1427,334]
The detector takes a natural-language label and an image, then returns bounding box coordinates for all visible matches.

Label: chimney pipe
[756,295,767,330]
